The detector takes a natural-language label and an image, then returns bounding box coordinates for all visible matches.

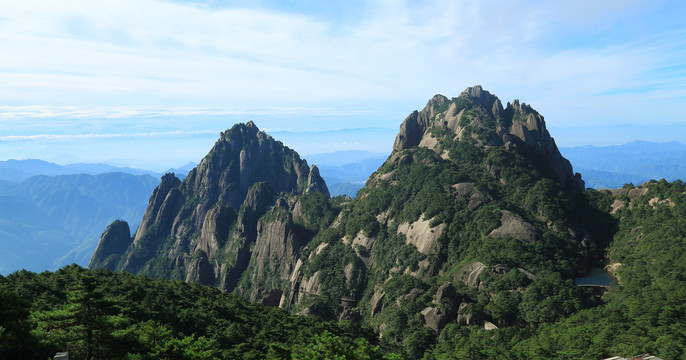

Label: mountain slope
[276,86,599,340]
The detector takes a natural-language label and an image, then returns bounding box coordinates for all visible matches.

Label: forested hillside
[0,265,399,359]
[425,180,686,358]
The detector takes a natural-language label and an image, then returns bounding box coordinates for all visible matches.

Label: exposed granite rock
[371,291,385,317]
[421,306,454,332]
[451,182,490,211]
[196,202,236,260]
[456,262,488,288]
[452,182,476,198]
[306,165,329,197]
[468,191,490,211]
[89,220,132,271]
[185,250,215,285]
[396,288,422,306]
[484,321,498,330]
[397,214,444,255]
[393,95,449,151]
[391,85,584,192]
[489,210,540,243]
[457,302,470,324]
[92,122,330,293]
[421,282,461,331]
[244,209,301,302]
[435,282,459,304]
[606,187,648,199]
[133,173,181,246]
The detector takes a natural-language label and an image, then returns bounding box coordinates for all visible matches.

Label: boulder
[89,220,132,270]
[456,262,488,288]
[489,210,540,243]
[371,291,385,317]
[421,306,457,332]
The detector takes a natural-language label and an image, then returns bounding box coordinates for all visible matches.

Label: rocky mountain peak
[459,85,499,111]
[90,122,330,278]
[391,85,584,192]
[89,220,132,271]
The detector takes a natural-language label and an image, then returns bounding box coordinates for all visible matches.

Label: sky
[1,0,685,171]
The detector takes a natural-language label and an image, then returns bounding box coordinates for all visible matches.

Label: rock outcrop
[489,210,541,243]
[89,122,329,296]
[456,262,488,288]
[392,85,584,192]
[89,220,132,271]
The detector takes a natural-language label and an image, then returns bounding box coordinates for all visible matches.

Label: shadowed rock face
[89,220,132,271]
[392,85,584,192]
[489,210,541,243]
[89,122,329,291]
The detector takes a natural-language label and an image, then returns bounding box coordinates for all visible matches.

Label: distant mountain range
[0,172,160,274]
[560,140,686,188]
[307,150,387,197]
[0,159,197,182]
[0,159,196,275]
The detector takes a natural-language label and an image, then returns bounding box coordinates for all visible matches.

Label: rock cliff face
[89,121,329,294]
[393,86,584,192]
[89,220,132,271]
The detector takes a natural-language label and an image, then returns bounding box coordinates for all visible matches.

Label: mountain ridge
[91,86,602,340]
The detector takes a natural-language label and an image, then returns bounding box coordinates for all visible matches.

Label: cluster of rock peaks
[90,86,592,333]
[393,85,584,192]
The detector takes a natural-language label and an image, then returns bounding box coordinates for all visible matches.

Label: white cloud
[0,130,214,142]
[0,0,683,150]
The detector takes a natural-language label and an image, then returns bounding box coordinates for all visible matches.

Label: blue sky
[0,0,685,170]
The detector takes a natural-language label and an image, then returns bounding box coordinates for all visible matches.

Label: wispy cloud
[0,130,215,142]
[2,0,684,112]
[0,105,381,120]
[0,0,684,161]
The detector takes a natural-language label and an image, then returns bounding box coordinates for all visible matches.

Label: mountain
[89,121,330,294]
[0,172,159,274]
[0,159,160,182]
[164,162,198,178]
[91,86,602,346]
[307,150,388,167]
[560,140,686,188]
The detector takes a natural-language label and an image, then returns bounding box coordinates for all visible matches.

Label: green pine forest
[0,265,399,359]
